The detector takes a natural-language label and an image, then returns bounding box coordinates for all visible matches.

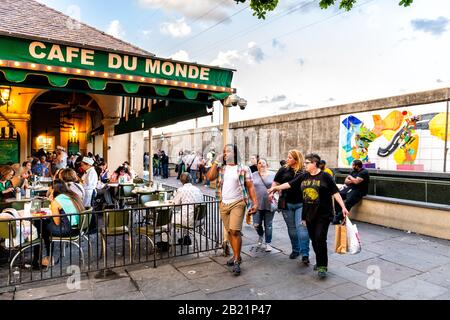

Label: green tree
[235,0,414,19]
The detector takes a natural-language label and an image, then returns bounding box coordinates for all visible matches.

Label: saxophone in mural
[340,110,448,167]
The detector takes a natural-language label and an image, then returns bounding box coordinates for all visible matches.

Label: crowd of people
[1,143,370,277]
[206,145,369,279]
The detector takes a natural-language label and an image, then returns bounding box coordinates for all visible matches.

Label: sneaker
[289,252,300,259]
[226,257,242,266]
[257,236,263,247]
[317,266,328,279]
[232,261,241,276]
[301,256,310,265]
[265,243,272,252]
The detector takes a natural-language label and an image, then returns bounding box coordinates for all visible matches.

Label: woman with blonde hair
[0,165,19,200]
[270,150,310,263]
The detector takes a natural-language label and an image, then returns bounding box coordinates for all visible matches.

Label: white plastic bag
[345,216,361,254]
[1,209,38,248]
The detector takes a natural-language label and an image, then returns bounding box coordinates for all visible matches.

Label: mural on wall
[339,102,450,172]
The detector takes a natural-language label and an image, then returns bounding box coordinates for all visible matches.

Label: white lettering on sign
[161,62,174,76]
[145,59,160,74]
[26,42,214,82]
[66,47,80,63]
[200,68,210,81]
[108,53,122,69]
[188,65,199,79]
[28,42,95,66]
[29,42,46,59]
[124,56,137,71]
[81,49,94,66]
[47,45,65,62]
[175,64,187,78]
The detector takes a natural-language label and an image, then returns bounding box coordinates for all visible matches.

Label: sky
[35,0,450,135]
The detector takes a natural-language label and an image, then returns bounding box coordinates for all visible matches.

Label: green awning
[114,101,209,135]
[0,68,230,101]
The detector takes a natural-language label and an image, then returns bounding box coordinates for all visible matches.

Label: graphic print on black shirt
[289,171,339,222]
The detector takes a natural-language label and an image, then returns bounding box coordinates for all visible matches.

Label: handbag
[258,172,278,212]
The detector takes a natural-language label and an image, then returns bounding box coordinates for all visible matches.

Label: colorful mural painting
[339,102,450,172]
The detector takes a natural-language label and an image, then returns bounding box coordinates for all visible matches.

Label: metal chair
[174,204,207,257]
[134,207,173,257]
[119,185,136,206]
[100,209,132,268]
[49,208,94,268]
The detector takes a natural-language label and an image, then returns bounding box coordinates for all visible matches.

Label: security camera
[229,94,239,106]
[108,145,112,150]
[238,98,247,110]
[206,105,214,114]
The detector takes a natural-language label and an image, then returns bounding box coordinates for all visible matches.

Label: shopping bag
[345,216,361,254]
[334,225,347,254]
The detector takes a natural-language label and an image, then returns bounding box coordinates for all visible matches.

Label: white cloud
[141,30,152,39]
[138,0,234,22]
[170,50,190,61]
[246,42,265,64]
[210,50,241,68]
[106,20,125,39]
[160,18,191,38]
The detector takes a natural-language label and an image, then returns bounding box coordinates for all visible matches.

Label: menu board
[0,139,19,165]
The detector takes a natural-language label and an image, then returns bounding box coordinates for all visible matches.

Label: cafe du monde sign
[0,36,232,88]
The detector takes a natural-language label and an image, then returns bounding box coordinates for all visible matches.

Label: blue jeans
[162,164,169,178]
[253,210,275,243]
[190,170,198,184]
[281,203,310,257]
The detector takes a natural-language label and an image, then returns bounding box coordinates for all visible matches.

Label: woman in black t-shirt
[269,154,349,279]
[271,150,310,262]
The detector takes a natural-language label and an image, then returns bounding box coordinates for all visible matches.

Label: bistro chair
[119,185,136,207]
[0,216,42,283]
[100,209,132,268]
[134,207,173,257]
[48,208,93,268]
[174,204,208,258]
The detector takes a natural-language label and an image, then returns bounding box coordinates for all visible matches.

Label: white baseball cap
[82,157,94,166]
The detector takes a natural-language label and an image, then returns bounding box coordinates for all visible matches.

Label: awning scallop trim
[0,68,230,100]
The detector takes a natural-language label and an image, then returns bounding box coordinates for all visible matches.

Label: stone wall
[147,88,450,168]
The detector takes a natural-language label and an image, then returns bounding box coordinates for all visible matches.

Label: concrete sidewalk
[1,177,450,300]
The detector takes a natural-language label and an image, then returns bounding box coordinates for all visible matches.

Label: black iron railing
[0,193,221,288]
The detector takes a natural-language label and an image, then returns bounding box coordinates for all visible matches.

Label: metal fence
[0,193,221,288]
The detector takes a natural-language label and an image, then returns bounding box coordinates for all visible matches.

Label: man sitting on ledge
[333,160,370,224]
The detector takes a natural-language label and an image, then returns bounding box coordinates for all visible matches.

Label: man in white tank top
[207,144,258,276]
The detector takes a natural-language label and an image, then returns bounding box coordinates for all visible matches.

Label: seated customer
[0,165,20,200]
[59,168,85,204]
[172,172,204,228]
[333,159,370,224]
[36,179,85,267]
[32,156,50,177]
[110,166,131,183]
[12,167,30,195]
